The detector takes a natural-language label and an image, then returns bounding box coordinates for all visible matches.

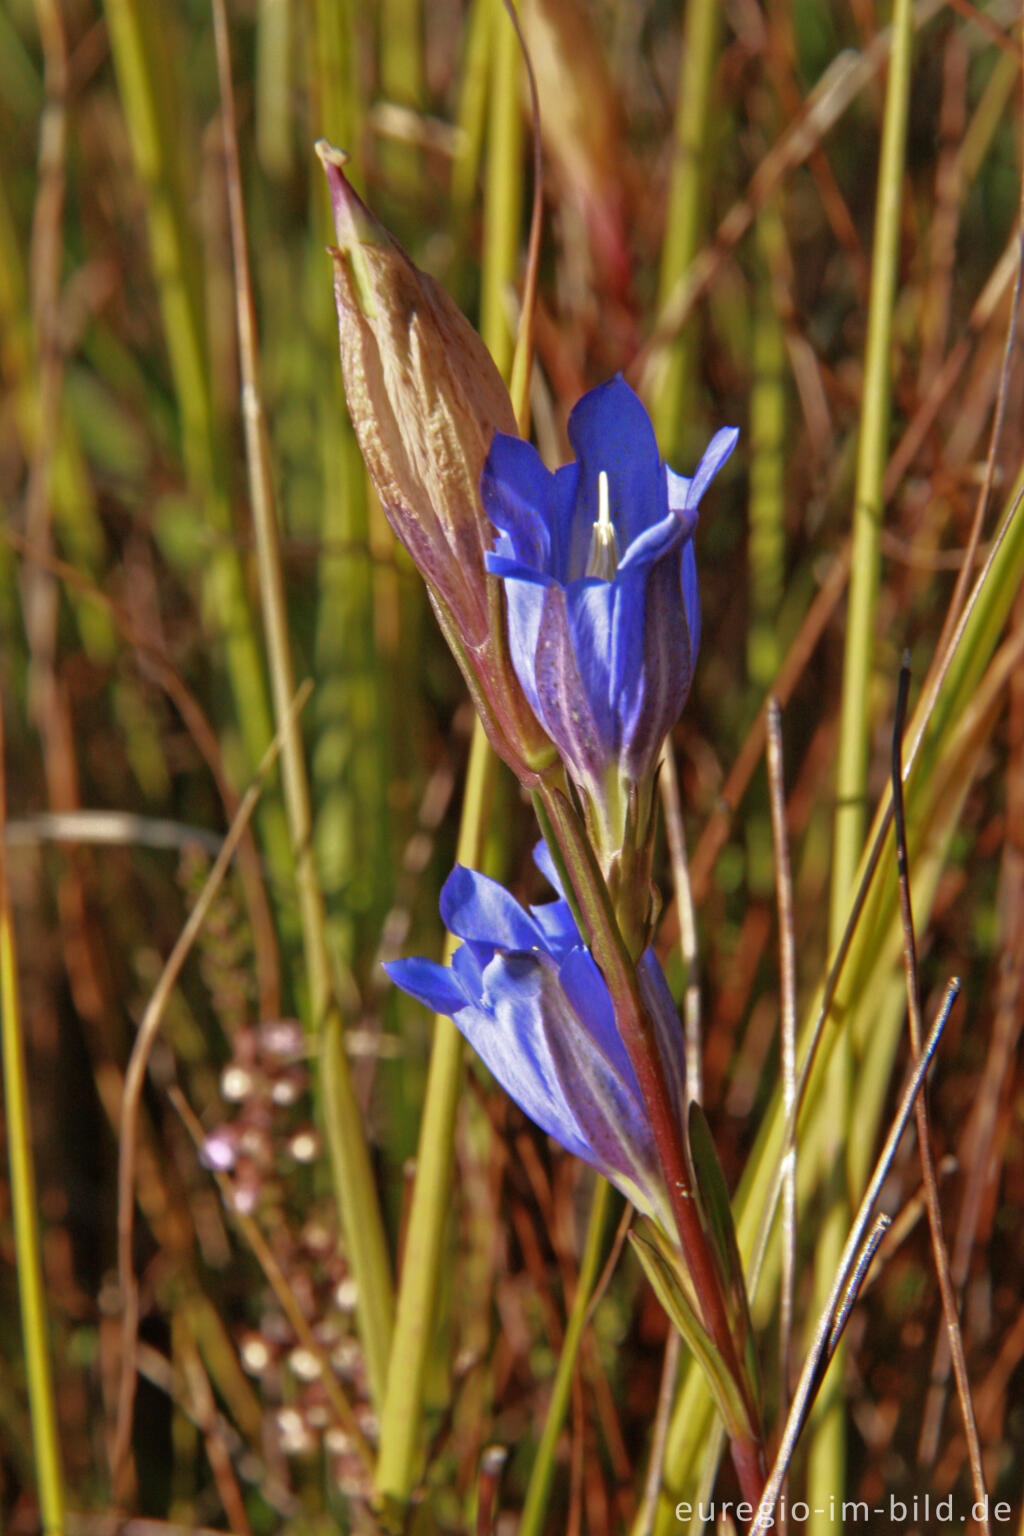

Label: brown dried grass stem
[112,684,311,1502]
[891,657,989,1527]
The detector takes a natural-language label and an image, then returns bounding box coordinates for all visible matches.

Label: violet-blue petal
[564,580,619,745]
[680,539,701,657]
[529,898,579,951]
[676,426,739,510]
[617,502,687,572]
[532,839,566,898]
[440,864,546,953]
[472,952,595,1164]
[482,375,737,811]
[566,377,663,554]
[497,572,548,727]
[542,992,662,1207]
[558,947,637,1089]
[529,584,612,780]
[386,855,687,1229]
[480,435,555,571]
[384,956,469,1017]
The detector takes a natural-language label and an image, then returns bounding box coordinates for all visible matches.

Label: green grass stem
[256,0,293,179]
[1,760,66,1535]
[211,0,395,1405]
[479,0,522,382]
[374,717,497,1510]
[307,0,396,960]
[811,0,915,1516]
[747,207,787,691]
[450,0,494,221]
[376,10,527,1491]
[650,0,720,462]
[0,173,113,661]
[101,0,293,887]
[649,446,1024,1524]
[311,0,364,162]
[519,1178,616,1536]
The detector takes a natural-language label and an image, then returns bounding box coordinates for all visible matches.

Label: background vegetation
[1,0,1023,1531]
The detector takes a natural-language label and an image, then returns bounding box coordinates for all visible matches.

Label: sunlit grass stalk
[100,0,292,886]
[450,0,494,221]
[376,11,526,1500]
[255,0,292,179]
[651,445,1024,1526]
[810,0,915,1518]
[375,0,424,195]
[0,171,113,660]
[374,717,497,1510]
[210,0,395,1404]
[650,0,720,461]
[1,736,65,1536]
[311,0,364,158]
[479,0,523,382]
[380,0,424,112]
[519,1178,615,1536]
[307,0,396,956]
[748,208,787,691]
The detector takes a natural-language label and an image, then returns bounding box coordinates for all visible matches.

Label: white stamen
[586,469,620,580]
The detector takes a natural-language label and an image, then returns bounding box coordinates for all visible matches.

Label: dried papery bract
[317,141,556,781]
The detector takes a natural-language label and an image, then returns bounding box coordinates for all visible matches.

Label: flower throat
[585,469,620,580]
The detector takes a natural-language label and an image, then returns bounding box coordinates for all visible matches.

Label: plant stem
[212,0,394,1403]
[536,782,765,1505]
[100,0,293,891]
[1,720,65,1534]
[374,717,497,1508]
[520,1178,615,1536]
[811,0,915,1520]
[651,0,721,463]
[375,0,528,1501]
[479,0,522,382]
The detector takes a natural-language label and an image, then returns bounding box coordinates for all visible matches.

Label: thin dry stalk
[23,0,66,715]
[475,1445,509,1536]
[501,0,543,435]
[4,525,281,1016]
[635,0,945,389]
[919,600,1024,1461]
[681,210,1021,921]
[751,982,960,1534]
[884,225,1021,503]
[168,1087,373,1471]
[891,659,989,1525]
[176,1326,252,1536]
[112,685,310,1501]
[635,1331,681,1536]
[659,739,702,1101]
[929,92,1024,669]
[917,27,968,389]
[766,701,797,1434]
[638,740,702,1530]
[685,541,851,908]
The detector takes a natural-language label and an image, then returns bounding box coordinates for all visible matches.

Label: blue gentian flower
[481,376,737,843]
[385,845,686,1228]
